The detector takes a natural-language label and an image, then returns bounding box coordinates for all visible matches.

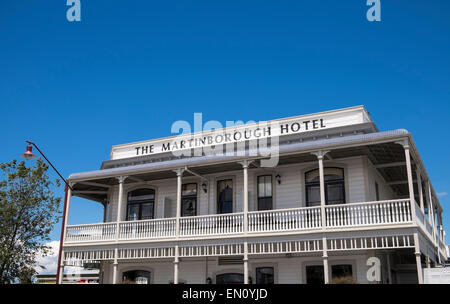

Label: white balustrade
[325,199,412,228]
[119,218,176,240]
[179,213,244,237]
[65,222,117,243]
[248,207,322,233]
[415,203,434,240]
[66,199,420,243]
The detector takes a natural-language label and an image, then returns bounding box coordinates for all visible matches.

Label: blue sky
[1,1,449,243]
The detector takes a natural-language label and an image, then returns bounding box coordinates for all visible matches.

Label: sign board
[110,106,371,160]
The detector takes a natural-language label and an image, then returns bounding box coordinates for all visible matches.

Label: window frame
[305,167,346,207]
[331,264,353,281]
[181,182,198,217]
[217,179,234,214]
[257,175,273,211]
[255,266,275,284]
[126,188,156,221]
[305,264,325,285]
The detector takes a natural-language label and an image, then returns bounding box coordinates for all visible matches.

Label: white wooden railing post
[58,184,72,284]
[312,150,330,284]
[173,168,184,285]
[113,175,127,284]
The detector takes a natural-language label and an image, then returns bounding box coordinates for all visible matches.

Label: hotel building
[60,106,447,284]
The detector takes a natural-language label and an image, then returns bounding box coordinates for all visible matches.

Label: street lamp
[21,140,72,284]
[21,141,72,191]
[20,144,37,160]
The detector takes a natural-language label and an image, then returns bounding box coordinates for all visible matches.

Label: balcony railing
[65,222,117,242]
[180,213,244,237]
[65,199,415,244]
[325,199,412,228]
[415,203,434,240]
[248,206,322,233]
[119,218,176,240]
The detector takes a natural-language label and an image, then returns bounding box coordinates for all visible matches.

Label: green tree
[0,159,61,284]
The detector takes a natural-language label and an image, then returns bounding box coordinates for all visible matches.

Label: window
[217,179,233,214]
[216,273,244,284]
[181,183,197,217]
[122,270,151,284]
[305,168,345,206]
[257,175,273,211]
[126,189,155,221]
[305,265,324,284]
[331,264,353,280]
[256,267,274,284]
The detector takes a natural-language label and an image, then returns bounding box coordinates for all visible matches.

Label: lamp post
[21,141,72,284]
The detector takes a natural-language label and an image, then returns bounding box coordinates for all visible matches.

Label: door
[217,179,233,214]
[305,265,324,284]
[122,270,151,284]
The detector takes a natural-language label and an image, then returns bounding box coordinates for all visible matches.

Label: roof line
[68,129,408,181]
[110,105,371,150]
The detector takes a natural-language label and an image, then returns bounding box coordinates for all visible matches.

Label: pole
[56,184,69,284]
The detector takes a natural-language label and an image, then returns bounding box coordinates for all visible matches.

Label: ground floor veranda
[63,226,444,284]
[77,249,427,284]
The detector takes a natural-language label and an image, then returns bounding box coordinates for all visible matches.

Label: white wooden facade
[61,106,447,284]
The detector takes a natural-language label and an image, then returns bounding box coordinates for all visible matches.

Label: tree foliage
[0,159,61,284]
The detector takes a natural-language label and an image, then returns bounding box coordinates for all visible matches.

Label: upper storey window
[305,168,345,206]
[217,179,233,214]
[257,175,273,211]
[181,183,197,217]
[127,188,155,221]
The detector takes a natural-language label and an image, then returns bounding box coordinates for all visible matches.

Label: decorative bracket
[311,150,330,160]
[116,176,128,184]
[238,159,254,169]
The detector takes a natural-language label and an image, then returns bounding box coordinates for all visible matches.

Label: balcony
[64,199,420,244]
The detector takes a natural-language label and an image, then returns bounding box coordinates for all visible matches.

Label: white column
[242,161,249,233]
[428,187,441,264]
[312,150,330,284]
[174,168,184,284]
[58,185,72,284]
[112,251,119,284]
[402,142,417,223]
[427,181,433,226]
[426,255,431,269]
[399,142,423,284]
[113,176,127,284]
[174,253,179,284]
[431,197,436,242]
[433,207,438,243]
[438,212,444,245]
[397,141,418,225]
[116,176,127,224]
[413,233,424,284]
[416,170,424,213]
[386,253,392,284]
[241,160,250,284]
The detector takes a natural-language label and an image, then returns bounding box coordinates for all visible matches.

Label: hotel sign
[111,107,371,160]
